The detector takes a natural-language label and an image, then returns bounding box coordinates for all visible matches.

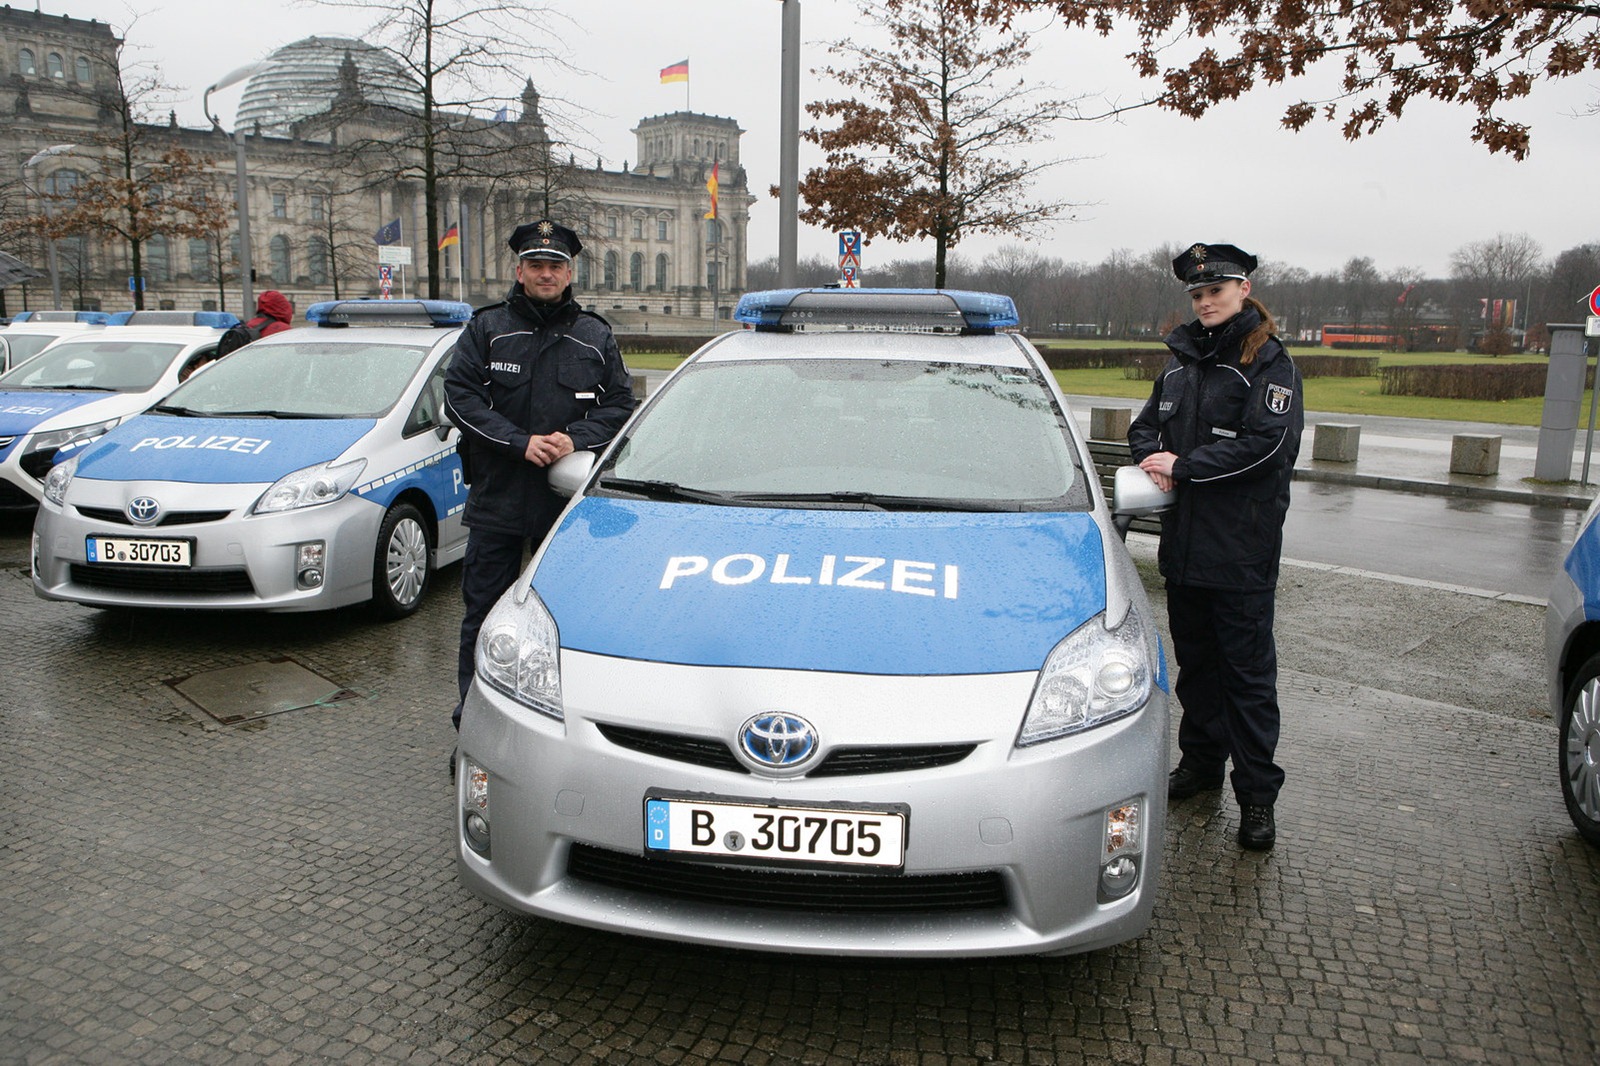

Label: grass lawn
[623,344,1582,427]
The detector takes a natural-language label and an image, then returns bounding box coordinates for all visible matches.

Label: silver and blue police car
[455,288,1175,957]
[0,310,112,372]
[0,311,238,510]
[1546,495,1600,847]
[31,300,471,618]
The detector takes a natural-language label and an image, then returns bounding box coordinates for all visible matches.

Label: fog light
[1105,802,1141,857]
[295,541,326,590]
[1099,856,1139,899]
[462,761,490,856]
[31,531,41,579]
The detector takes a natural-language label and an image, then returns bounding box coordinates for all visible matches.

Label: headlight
[26,417,120,455]
[476,584,562,720]
[252,458,367,514]
[42,455,79,506]
[1018,608,1152,745]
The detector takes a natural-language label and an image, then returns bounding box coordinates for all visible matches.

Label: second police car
[0,310,238,510]
[1546,493,1600,848]
[0,310,113,372]
[454,288,1176,957]
[31,300,471,618]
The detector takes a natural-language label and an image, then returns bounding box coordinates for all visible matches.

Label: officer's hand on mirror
[1139,452,1177,493]
[525,431,575,467]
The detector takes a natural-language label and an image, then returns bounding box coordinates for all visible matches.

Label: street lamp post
[23,144,78,311]
[777,0,800,288]
[204,61,275,318]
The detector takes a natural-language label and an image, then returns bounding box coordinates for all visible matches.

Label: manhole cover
[168,656,360,724]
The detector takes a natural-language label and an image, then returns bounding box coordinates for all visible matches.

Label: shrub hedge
[1378,363,1572,400]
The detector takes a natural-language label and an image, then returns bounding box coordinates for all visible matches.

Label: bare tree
[308,0,582,298]
[972,1,1600,158]
[789,0,1083,288]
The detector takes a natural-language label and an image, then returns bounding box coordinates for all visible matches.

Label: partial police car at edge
[1546,493,1600,847]
[0,310,238,510]
[0,310,113,373]
[32,299,472,618]
[454,287,1176,958]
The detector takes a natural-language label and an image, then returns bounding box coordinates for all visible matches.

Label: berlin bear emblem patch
[1265,383,1293,415]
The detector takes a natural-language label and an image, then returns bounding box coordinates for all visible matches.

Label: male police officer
[444,220,637,734]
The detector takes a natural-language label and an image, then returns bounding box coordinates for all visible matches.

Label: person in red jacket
[248,290,294,337]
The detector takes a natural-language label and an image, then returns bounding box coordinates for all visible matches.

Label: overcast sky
[55,0,1600,280]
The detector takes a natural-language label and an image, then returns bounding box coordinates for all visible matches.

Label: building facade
[1,7,751,331]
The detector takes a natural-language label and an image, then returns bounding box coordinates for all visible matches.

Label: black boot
[1237,804,1276,850]
[1168,765,1224,800]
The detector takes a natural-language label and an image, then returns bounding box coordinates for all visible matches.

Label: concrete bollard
[1090,407,1132,441]
[1312,423,1361,463]
[1450,433,1501,476]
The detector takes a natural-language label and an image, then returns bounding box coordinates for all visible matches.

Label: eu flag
[374,219,402,246]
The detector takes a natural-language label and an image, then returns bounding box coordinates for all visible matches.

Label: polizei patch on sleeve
[1265,383,1293,415]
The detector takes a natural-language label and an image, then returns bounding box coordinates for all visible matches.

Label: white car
[32,299,471,618]
[0,310,113,372]
[0,312,238,509]
[454,288,1174,958]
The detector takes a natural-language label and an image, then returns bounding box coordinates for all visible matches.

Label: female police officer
[1128,243,1303,850]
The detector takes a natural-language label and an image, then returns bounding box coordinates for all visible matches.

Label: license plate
[85,535,192,568]
[644,794,907,869]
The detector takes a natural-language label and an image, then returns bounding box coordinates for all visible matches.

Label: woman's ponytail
[1240,296,1278,366]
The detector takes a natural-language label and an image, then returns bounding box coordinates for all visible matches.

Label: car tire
[1560,651,1600,847]
[373,502,431,620]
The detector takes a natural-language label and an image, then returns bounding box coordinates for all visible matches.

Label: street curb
[1293,465,1596,509]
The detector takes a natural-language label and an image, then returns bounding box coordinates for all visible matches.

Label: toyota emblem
[738,713,819,770]
[126,496,161,525]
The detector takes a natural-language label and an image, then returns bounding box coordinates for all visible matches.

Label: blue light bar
[733,288,1020,333]
[12,310,112,324]
[306,299,473,328]
[106,310,241,328]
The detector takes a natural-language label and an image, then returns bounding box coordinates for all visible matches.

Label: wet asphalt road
[1,500,1597,1065]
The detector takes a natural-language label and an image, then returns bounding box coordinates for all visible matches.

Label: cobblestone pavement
[2,510,1597,1066]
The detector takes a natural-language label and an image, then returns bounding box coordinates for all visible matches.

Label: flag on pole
[660,59,689,84]
[704,162,719,221]
[374,218,401,246]
[438,222,460,250]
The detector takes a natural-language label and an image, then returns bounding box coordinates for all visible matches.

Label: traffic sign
[1587,284,1600,316]
[1587,315,1600,338]
[838,230,862,257]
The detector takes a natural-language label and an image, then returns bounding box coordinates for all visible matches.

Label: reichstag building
[1,5,751,331]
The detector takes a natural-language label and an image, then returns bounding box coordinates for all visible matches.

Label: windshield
[0,333,65,367]
[0,339,185,391]
[599,358,1088,511]
[159,339,431,418]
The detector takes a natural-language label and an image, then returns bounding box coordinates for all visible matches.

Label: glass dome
[235,36,423,136]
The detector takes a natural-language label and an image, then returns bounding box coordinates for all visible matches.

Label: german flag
[660,59,688,84]
[438,222,460,250]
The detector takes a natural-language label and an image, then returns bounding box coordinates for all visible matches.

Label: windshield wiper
[594,476,737,505]
[730,490,1012,512]
[151,403,201,416]
[214,409,324,419]
[39,384,116,392]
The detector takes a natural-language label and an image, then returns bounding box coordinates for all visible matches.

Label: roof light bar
[107,310,241,328]
[11,310,112,325]
[306,299,473,328]
[733,288,1020,333]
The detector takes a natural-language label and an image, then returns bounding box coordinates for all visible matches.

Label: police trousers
[454,528,539,729]
[1166,584,1285,806]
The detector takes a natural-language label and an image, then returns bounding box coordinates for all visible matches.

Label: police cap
[1172,242,1257,291]
[508,219,582,262]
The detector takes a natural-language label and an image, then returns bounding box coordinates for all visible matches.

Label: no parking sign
[1587,284,1600,316]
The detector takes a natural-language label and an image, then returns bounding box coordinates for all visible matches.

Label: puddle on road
[167,656,361,724]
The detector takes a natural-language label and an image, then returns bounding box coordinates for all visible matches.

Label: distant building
[0,6,751,329]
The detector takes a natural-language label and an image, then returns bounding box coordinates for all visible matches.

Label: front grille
[0,481,35,508]
[70,564,255,594]
[808,744,976,777]
[76,506,233,527]
[596,723,977,778]
[566,844,1008,913]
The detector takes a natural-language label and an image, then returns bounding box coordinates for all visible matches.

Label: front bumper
[456,650,1168,958]
[32,479,386,611]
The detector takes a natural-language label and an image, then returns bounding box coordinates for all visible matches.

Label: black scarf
[506,283,576,327]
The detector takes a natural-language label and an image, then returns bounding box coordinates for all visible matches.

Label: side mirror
[547,449,596,497]
[434,422,453,442]
[1111,465,1175,539]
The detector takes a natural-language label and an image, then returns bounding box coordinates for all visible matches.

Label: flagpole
[686,55,691,112]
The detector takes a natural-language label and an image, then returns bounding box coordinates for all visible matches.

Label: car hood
[71,415,378,484]
[533,496,1108,676]
[0,390,114,437]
